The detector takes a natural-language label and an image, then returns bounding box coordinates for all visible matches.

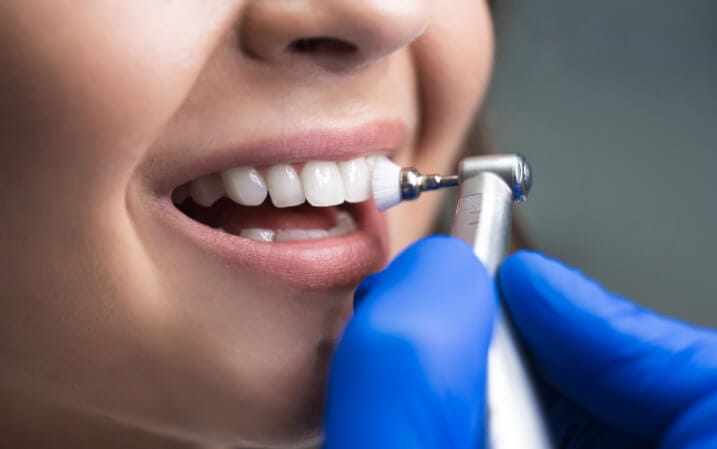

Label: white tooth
[338,158,371,203]
[239,228,275,242]
[221,167,268,206]
[304,229,330,239]
[275,229,329,242]
[328,210,357,237]
[172,184,190,204]
[365,155,383,170]
[190,174,224,207]
[266,165,305,208]
[301,161,345,207]
[338,209,356,225]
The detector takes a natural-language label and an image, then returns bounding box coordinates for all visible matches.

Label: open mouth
[146,122,404,288]
[172,156,379,242]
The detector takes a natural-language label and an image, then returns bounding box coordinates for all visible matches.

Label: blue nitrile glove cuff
[323,236,497,449]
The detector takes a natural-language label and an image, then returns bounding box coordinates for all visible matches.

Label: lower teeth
[238,228,274,241]
[236,210,357,242]
[275,229,329,242]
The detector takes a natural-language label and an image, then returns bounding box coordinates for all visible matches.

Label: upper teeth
[179,156,376,207]
[222,167,268,206]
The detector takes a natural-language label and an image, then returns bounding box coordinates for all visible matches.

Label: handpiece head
[370,153,532,211]
[458,153,532,203]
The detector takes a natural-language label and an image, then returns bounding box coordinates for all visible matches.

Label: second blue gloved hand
[499,252,717,449]
[323,236,497,449]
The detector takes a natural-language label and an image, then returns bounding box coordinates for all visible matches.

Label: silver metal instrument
[390,153,552,448]
[451,154,552,449]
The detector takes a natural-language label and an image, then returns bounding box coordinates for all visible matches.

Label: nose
[240,0,430,71]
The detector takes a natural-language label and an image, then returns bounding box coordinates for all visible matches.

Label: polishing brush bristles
[371,156,461,211]
[371,156,402,211]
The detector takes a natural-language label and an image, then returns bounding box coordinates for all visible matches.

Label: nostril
[289,37,358,56]
[240,1,428,70]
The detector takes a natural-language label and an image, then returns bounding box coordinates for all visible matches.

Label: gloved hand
[323,236,497,449]
[498,251,717,449]
[323,237,717,449]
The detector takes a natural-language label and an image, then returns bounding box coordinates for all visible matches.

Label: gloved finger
[323,236,497,449]
[353,271,384,309]
[535,371,654,449]
[661,393,717,449]
[498,251,717,440]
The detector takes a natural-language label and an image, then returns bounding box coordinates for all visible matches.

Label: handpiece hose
[451,155,552,449]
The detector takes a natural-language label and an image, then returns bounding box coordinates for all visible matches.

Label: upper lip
[145,119,407,197]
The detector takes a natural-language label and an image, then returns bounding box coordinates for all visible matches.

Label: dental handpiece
[372,154,553,449]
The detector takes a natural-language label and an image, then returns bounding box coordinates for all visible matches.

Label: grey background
[487,0,717,325]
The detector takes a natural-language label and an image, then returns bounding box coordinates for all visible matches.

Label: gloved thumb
[498,251,717,442]
[323,236,497,449]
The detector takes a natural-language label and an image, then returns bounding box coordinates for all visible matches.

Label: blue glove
[498,251,717,449]
[324,238,717,449]
[323,236,497,449]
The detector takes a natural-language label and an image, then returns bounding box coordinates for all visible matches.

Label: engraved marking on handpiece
[465,194,484,225]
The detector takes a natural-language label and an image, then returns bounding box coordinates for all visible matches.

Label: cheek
[0,1,235,331]
[0,1,235,200]
[388,1,493,253]
[413,0,494,170]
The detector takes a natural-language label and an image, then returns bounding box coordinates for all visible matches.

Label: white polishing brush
[370,156,459,211]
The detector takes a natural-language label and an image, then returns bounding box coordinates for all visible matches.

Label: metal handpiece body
[451,154,553,449]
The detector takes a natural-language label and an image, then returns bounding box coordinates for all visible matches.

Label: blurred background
[486,0,717,325]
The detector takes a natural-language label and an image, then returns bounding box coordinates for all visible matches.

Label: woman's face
[0,1,492,447]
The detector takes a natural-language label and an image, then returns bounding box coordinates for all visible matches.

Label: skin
[0,1,493,448]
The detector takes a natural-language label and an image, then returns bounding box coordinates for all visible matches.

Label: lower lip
[152,196,390,290]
